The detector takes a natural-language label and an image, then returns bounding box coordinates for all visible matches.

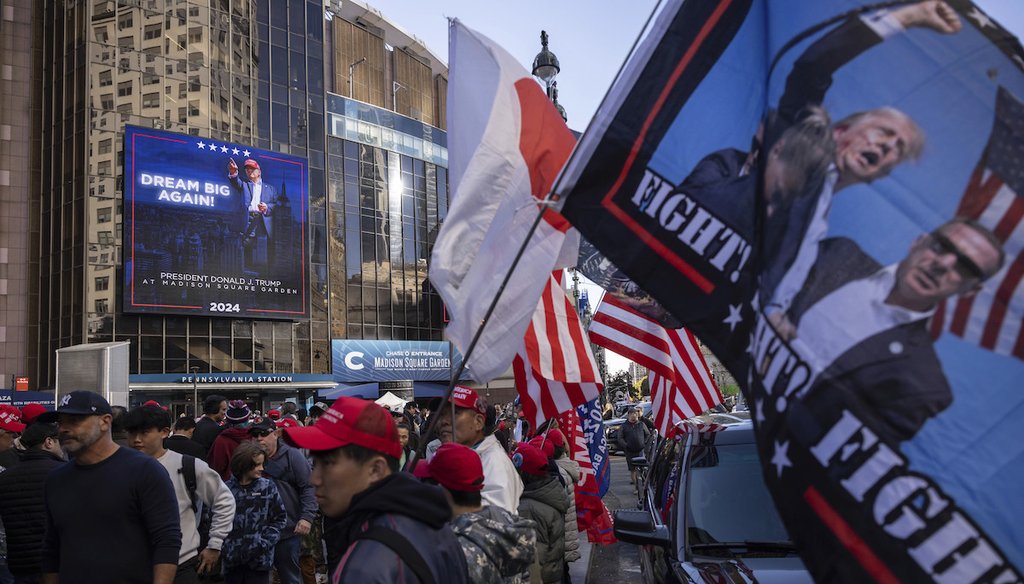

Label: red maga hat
[426,443,484,492]
[283,397,401,459]
[275,417,299,429]
[243,159,260,169]
[529,435,555,459]
[0,406,26,434]
[512,442,549,477]
[267,409,282,420]
[20,403,47,424]
[450,386,486,415]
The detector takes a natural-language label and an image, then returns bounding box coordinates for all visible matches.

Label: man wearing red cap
[422,443,536,583]
[228,157,276,268]
[282,397,467,583]
[437,386,523,515]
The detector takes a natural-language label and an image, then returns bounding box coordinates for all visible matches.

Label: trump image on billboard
[124,125,309,319]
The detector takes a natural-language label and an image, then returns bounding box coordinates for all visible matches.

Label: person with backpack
[124,405,236,583]
[282,397,468,584]
[248,419,315,584]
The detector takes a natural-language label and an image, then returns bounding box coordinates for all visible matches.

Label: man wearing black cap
[38,391,181,584]
[282,397,467,583]
[0,423,64,582]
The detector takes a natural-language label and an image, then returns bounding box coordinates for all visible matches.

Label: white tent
[374,391,406,411]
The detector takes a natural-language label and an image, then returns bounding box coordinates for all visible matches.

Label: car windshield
[681,441,791,556]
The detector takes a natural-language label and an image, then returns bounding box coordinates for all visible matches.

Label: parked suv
[614,420,811,583]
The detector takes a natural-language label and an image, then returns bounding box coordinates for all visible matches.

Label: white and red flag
[513,271,604,428]
[590,294,721,434]
[430,19,579,383]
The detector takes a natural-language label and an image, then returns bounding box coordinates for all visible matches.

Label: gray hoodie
[453,505,537,583]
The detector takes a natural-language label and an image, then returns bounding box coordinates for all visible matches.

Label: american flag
[590,295,721,434]
[513,271,604,428]
[930,87,1024,359]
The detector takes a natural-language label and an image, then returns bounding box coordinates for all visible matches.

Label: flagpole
[406,199,557,470]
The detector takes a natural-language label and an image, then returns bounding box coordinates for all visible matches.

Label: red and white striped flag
[430,20,579,383]
[513,271,604,428]
[930,88,1024,359]
[590,294,721,433]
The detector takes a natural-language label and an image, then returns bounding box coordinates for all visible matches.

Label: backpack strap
[179,454,199,512]
[353,526,437,584]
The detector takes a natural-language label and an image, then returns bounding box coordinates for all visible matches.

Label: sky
[361,0,1024,374]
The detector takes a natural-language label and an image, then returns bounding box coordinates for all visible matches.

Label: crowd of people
[0,387,587,583]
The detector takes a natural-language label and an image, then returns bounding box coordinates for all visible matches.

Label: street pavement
[579,453,643,583]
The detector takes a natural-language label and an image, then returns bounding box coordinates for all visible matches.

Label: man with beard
[282,397,467,583]
[38,391,181,584]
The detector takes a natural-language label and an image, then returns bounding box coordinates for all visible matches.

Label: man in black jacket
[617,408,650,486]
[191,394,227,456]
[0,423,65,581]
[283,397,468,583]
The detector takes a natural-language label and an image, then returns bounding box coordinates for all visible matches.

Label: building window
[117,12,133,30]
[95,299,109,313]
[117,81,133,97]
[98,70,112,87]
[100,94,113,110]
[95,276,110,291]
[143,24,161,41]
[142,93,159,108]
[97,207,112,223]
[97,161,111,175]
[98,231,114,245]
[98,139,112,155]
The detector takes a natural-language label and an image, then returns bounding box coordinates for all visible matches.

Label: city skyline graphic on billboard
[124,125,309,320]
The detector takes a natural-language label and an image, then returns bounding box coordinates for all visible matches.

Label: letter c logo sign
[344,351,365,370]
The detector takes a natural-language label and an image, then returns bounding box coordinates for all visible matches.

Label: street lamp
[348,57,367,98]
[532,31,567,122]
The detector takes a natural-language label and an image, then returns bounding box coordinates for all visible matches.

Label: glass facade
[36,0,330,386]
[326,94,449,343]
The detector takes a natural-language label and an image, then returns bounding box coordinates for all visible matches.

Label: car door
[641,433,687,584]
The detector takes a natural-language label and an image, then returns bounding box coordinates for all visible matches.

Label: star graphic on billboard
[197,141,206,149]
[243,149,251,157]
[232,148,240,155]
[220,145,228,153]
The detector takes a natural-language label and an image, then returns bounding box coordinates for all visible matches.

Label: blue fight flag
[559,0,1024,580]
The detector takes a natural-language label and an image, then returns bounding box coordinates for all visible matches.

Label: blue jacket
[326,473,468,584]
[223,476,287,571]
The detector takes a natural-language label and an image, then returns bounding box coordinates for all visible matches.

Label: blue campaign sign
[331,340,465,382]
[559,0,1024,580]
[123,125,309,319]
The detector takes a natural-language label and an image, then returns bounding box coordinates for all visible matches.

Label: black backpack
[178,455,213,550]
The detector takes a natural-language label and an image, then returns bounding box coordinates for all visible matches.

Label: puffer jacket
[0,450,65,574]
[518,475,569,584]
[222,476,287,571]
[327,472,468,583]
[453,505,537,583]
[554,456,581,562]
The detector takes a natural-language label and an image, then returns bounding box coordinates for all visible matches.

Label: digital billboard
[124,125,309,319]
[331,340,467,382]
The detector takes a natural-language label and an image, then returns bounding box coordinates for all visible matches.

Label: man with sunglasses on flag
[781,218,1005,444]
